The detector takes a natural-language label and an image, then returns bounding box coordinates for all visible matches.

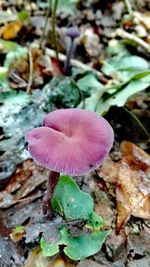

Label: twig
[116,28,150,53]
[27,49,33,94]
[45,47,103,78]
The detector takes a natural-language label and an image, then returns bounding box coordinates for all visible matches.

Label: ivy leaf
[40,238,59,257]
[41,226,109,260]
[52,175,94,220]
[61,227,110,260]
[41,176,109,260]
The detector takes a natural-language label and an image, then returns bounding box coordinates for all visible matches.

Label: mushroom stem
[63,39,75,74]
[42,171,60,214]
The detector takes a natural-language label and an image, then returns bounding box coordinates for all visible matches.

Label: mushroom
[25,108,114,213]
[63,27,80,74]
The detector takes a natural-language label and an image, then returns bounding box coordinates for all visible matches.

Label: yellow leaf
[0,21,22,40]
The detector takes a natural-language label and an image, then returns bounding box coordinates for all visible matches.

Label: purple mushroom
[25,108,114,213]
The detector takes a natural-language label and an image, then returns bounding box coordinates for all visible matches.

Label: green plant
[40,175,110,260]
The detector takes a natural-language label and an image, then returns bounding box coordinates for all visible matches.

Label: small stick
[26,48,33,94]
[115,28,150,53]
[45,47,103,78]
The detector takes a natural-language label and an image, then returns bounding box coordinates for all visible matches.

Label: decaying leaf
[0,160,48,208]
[0,21,22,40]
[97,156,119,184]
[77,260,105,267]
[97,142,150,232]
[116,141,150,232]
[127,229,150,266]
[8,46,53,89]
[23,248,52,267]
[89,177,115,229]
[24,249,76,267]
[134,11,150,30]
[80,28,101,60]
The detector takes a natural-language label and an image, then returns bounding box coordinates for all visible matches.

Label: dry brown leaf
[97,157,119,184]
[89,177,115,229]
[0,21,22,40]
[134,11,150,30]
[24,248,75,267]
[116,141,150,232]
[77,260,106,267]
[0,160,48,208]
[8,46,60,90]
[80,28,101,59]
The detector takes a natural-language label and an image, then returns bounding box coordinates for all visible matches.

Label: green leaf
[0,39,24,53]
[14,226,25,233]
[40,226,110,260]
[77,73,105,111]
[102,40,149,83]
[4,46,27,68]
[52,175,94,220]
[0,67,10,91]
[97,74,150,114]
[40,238,59,257]
[57,0,79,14]
[60,227,110,260]
[42,176,109,260]
[102,55,149,82]
[18,10,30,22]
[114,55,149,71]
[106,41,129,57]
[77,73,103,92]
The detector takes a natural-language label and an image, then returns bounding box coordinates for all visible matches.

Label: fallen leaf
[24,248,76,267]
[134,11,150,30]
[0,160,48,208]
[77,260,106,267]
[89,178,115,229]
[80,28,101,59]
[127,229,150,266]
[0,21,22,40]
[97,157,119,184]
[23,248,52,267]
[116,141,150,232]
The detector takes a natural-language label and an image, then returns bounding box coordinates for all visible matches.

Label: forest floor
[0,0,150,266]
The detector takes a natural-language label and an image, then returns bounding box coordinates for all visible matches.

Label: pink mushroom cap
[25,109,114,176]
